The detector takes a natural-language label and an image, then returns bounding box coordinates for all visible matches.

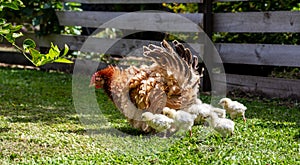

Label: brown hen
[90,40,200,133]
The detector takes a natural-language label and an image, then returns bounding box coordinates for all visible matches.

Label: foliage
[1,0,82,35]
[0,0,73,66]
[162,3,198,13]
[213,1,300,44]
[0,67,299,164]
[213,1,299,12]
[23,39,71,66]
[270,67,300,79]
[292,3,300,11]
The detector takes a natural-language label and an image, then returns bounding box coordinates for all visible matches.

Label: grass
[0,67,299,164]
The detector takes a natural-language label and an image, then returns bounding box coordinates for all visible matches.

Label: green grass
[0,67,299,164]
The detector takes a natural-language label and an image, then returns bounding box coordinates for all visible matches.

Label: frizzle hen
[90,40,200,133]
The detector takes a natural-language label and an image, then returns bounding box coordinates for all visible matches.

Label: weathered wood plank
[18,33,202,57]
[61,0,203,3]
[56,11,300,32]
[215,43,300,67]
[56,11,203,31]
[14,33,300,67]
[214,74,300,98]
[214,11,300,32]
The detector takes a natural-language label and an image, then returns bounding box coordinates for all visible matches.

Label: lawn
[0,67,299,164]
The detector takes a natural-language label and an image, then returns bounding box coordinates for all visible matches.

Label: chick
[219,98,247,122]
[211,107,226,119]
[141,112,174,137]
[186,103,226,124]
[204,112,235,137]
[162,107,197,136]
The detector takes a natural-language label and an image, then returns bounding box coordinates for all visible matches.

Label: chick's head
[204,111,217,122]
[141,112,154,121]
[218,98,231,107]
[162,107,176,119]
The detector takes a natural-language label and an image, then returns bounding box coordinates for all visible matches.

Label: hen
[90,40,200,133]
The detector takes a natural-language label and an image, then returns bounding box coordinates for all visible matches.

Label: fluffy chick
[162,107,197,136]
[219,98,247,122]
[186,103,226,124]
[141,112,174,137]
[205,112,235,137]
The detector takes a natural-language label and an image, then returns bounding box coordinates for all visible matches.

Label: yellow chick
[186,102,226,124]
[141,112,174,137]
[205,112,235,137]
[219,98,247,122]
[162,107,197,137]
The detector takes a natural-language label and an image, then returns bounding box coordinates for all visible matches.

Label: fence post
[202,0,213,92]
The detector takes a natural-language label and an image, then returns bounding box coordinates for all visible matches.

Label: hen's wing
[143,40,200,110]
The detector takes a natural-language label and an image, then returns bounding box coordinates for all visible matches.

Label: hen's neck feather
[98,66,115,98]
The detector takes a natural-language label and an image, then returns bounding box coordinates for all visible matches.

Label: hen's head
[218,98,231,107]
[90,66,115,89]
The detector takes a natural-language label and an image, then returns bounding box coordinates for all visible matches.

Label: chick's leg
[242,113,246,123]
[189,129,193,137]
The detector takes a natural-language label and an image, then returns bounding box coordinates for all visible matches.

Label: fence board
[19,33,202,57]
[57,11,300,33]
[214,11,300,32]
[214,74,300,98]
[14,34,300,67]
[215,43,300,67]
[56,11,203,30]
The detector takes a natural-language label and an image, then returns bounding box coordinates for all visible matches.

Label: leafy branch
[0,0,73,66]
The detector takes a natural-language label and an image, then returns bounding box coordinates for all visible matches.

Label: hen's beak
[89,82,96,88]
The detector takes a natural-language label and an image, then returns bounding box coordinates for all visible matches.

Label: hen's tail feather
[143,40,198,88]
[172,40,198,70]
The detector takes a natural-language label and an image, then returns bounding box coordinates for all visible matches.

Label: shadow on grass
[1,105,78,124]
[0,127,11,133]
[0,67,77,125]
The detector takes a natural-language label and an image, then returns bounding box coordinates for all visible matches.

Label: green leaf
[9,25,23,32]
[51,42,60,53]
[1,2,19,10]
[48,43,60,59]
[36,58,52,66]
[4,33,15,43]
[0,28,10,35]
[60,44,69,57]
[23,39,36,51]
[12,32,23,38]
[29,48,41,64]
[0,18,6,25]
[53,58,73,64]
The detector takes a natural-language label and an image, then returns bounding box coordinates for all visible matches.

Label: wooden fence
[1,0,300,99]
